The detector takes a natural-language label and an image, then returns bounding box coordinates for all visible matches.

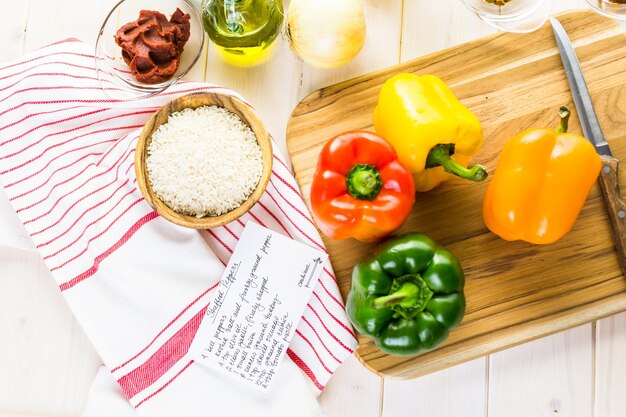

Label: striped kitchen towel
[0,39,357,416]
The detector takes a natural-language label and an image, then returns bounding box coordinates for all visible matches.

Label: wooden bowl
[135,92,273,229]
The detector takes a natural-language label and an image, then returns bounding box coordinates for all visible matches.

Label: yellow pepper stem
[557,106,571,134]
[426,144,488,182]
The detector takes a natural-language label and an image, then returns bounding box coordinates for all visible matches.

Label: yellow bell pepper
[373,73,486,192]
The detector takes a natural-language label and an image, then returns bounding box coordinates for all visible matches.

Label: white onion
[286,0,366,69]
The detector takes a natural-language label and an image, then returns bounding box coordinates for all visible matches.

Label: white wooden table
[1,1,625,416]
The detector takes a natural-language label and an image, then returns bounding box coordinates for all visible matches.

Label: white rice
[146,105,263,217]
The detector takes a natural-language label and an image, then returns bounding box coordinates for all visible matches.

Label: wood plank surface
[595,312,626,417]
[313,1,404,410]
[483,2,596,416]
[1,1,30,60]
[383,357,487,417]
[1,1,626,417]
[205,41,301,159]
[300,0,404,99]
[379,3,491,414]
[489,324,594,417]
[0,248,101,416]
[0,2,114,416]
[391,4,599,416]
[22,0,118,51]
[400,0,494,61]
[319,355,383,417]
[286,10,626,378]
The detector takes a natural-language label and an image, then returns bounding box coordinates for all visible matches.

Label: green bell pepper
[346,233,466,356]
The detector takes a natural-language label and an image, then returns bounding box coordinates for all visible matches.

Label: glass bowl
[459,0,554,33]
[585,0,626,20]
[95,0,205,100]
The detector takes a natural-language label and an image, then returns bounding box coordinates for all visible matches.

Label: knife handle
[597,155,626,276]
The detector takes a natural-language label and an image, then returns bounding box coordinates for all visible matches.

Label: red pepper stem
[557,106,571,134]
[426,144,488,182]
[372,282,419,309]
[346,164,383,201]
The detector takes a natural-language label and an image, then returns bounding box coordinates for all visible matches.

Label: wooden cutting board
[286,10,626,378]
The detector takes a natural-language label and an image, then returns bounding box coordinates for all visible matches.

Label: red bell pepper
[310,131,415,242]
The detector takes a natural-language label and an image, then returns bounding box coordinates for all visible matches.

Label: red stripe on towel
[118,308,206,399]
[287,349,324,391]
[41,186,135,256]
[306,304,355,354]
[263,189,325,252]
[294,330,333,374]
[111,283,218,373]
[301,316,342,364]
[58,211,157,291]
[134,360,195,408]
[312,291,357,339]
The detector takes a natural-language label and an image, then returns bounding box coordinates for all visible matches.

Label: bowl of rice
[135,92,273,229]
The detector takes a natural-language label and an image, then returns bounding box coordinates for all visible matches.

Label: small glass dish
[584,0,626,20]
[459,0,554,33]
[95,0,205,100]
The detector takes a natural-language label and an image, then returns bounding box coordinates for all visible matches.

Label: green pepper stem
[426,144,488,182]
[372,282,419,309]
[346,164,383,200]
[557,106,571,134]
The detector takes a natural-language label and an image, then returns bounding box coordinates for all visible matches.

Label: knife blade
[550,17,612,156]
[550,17,626,276]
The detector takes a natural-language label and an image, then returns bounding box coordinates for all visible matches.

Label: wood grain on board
[286,10,626,378]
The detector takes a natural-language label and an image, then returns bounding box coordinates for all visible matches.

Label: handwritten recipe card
[192,222,328,392]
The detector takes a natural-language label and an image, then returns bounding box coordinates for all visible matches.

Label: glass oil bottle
[202,0,284,67]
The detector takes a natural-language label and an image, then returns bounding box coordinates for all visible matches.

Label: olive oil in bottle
[202,0,284,67]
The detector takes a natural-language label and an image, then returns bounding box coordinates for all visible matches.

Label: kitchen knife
[550,16,626,276]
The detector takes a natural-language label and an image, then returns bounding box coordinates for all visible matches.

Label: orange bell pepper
[310,131,415,242]
[483,107,602,244]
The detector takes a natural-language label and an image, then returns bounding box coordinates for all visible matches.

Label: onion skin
[286,0,366,69]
